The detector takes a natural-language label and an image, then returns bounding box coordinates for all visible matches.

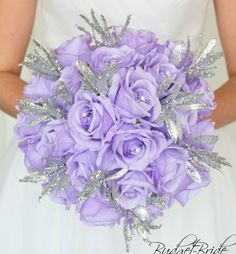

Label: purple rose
[18,137,46,170]
[59,65,81,99]
[66,150,98,191]
[54,35,92,67]
[178,110,199,136]
[153,146,189,196]
[116,171,155,209]
[14,112,44,139]
[152,146,210,206]
[67,90,117,150]
[23,73,56,100]
[96,122,167,171]
[90,45,143,72]
[109,67,161,122]
[174,169,210,206]
[79,195,121,226]
[117,27,157,54]
[49,186,78,210]
[36,119,74,158]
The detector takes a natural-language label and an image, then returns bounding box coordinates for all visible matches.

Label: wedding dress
[1,0,236,253]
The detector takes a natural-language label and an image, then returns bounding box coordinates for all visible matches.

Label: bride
[0,0,236,253]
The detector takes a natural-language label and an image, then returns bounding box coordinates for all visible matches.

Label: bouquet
[15,9,231,252]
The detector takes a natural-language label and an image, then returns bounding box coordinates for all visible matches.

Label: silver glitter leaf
[156,78,171,97]
[180,142,232,172]
[195,39,217,65]
[77,9,131,47]
[78,170,106,200]
[76,59,118,96]
[147,196,167,209]
[19,161,70,201]
[187,39,223,79]
[16,98,65,127]
[164,113,183,143]
[192,135,219,145]
[123,220,133,252]
[185,161,202,183]
[78,167,129,201]
[170,37,191,67]
[174,93,205,105]
[176,103,209,111]
[105,167,129,181]
[52,79,73,105]
[20,38,62,80]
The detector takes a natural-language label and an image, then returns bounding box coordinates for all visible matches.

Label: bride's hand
[211,0,236,128]
[0,0,37,118]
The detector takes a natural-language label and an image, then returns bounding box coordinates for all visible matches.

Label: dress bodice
[34,0,211,48]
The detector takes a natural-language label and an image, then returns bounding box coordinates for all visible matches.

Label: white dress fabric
[1,1,236,253]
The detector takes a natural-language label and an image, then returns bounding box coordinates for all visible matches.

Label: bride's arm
[211,0,236,128]
[0,0,37,118]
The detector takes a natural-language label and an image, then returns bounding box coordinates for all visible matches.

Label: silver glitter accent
[147,196,167,209]
[176,103,209,111]
[19,160,70,201]
[180,141,232,172]
[190,147,231,171]
[131,211,160,242]
[170,36,191,67]
[191,135,219,146]
[78,170,106,200]
[123,220,132,252]
[52,79,73,105]
[78,167,129,200]
[20,38,62,80]
[122,207,161,252]
[164,112,183,143]
[76,59,118,96]
[77,9,131,47]
[185,161,202,183]
[105,167,129,181]
[156,78,171,97]
[187,39,223,79]
[159,82,212,142]
[16,98,65,127]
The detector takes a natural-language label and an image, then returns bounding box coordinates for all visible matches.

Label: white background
[0,1,235,158]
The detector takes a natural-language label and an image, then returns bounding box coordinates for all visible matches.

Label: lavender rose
[18,137,47,170]
[59,65,81,99]
[54,35,92,67]
[96,122,167,171]
[117,27,157,54]
[153,146,189,196]
[67,90,117,150]
[14,112,44,139]
[109,66,161,121]
[90,45,143,72]
[116,171,155,209]
[49,186,78,210]
[36,119,75,158]
[79,195,122,226]
[66,150,98,191]
[152,145,210,206]
[23,73,56,100]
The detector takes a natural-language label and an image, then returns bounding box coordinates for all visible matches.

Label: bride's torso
[34,0,211,48]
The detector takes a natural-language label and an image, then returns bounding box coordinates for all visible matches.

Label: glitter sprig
[76,59,118,96]
[77,9,131,47]
[20,38,63,80]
